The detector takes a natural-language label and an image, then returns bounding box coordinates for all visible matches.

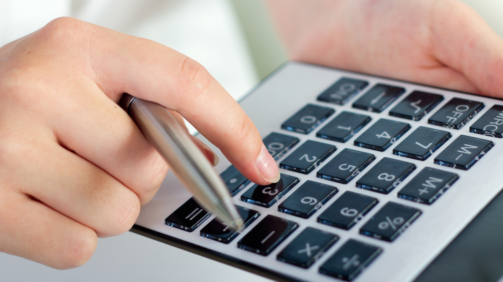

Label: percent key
[360,202,421,242]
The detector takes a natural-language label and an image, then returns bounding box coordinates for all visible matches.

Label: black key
[318,191,378,230]
[281,104,335,134]
[241,174,299,207]
[354,119,411,151]
[360,202,421,242]
[356,157,416,194]
[389,91,443,121]
[352,84,405,112]
[220,165,250,196]
[237,215,298,256]
[317,111,372,143]
[319,239,382,281]
[278,181,338,218]
[434,135,494,170]
[165,198,211,232]
[263,132,300,160]
[200,206,260,243]
[398,167,459,205]
[317,77,369,105]
[428,98,484,129]
[317,149,375,184]
[470,105,503,138]
[280,140,336,174]
[393,126,451,160]
[277,227,339,268]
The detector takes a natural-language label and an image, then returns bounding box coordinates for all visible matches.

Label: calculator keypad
[263,132,300,160]
[360,202,421,242]
[241,174,299,207]
[356,157,416,194]
[220,165,250,196]
[317,111,371,143]
[282,104,335,134]
[389,91,443,121]
[319,239,382,281]
[277,227,339,268]
[165,198,211,232]
[470,105,503,138]
[398,167,459,205]
[200,206,259,243]
[280,140,336,174]
[428,98,484,129]
[434,135,494,170]
[354,119,411,151]
[237,215,298,256]
[160,70,502,282]
[318,77,369,105]
[317,149,375,184]
[393,126,451,160]
[318,191,378,230]
[352,84,405,112]
[278,180,338,218]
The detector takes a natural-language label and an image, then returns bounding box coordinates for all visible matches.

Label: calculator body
[133,62,503,282]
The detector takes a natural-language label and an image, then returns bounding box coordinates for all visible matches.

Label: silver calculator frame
[132,62,503,282]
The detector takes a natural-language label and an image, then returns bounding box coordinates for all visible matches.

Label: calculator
[133,62,503,282]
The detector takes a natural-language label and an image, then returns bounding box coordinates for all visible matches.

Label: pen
[119,94,243,230]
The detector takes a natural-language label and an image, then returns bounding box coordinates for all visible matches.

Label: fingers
[0,191,97,269]
[429,0,503,97]
[77,20,279,184]
[51,81,167,205]
[4,136,140,238]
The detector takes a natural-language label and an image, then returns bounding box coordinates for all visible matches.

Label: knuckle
[103,193,140,237]
[178,57,212,100]
[57,229,97,269]
[138,153,168,204]
[39,17,88,43]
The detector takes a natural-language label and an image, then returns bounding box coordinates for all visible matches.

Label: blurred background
[1,0,503,281]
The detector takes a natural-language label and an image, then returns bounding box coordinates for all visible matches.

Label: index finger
[83,19,280,185]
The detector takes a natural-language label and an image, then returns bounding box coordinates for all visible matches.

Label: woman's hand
[0,17,278,269]
[268,0,503,97]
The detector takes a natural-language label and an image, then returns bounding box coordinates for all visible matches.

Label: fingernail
[256,144,280,183]
[192,137,219,166]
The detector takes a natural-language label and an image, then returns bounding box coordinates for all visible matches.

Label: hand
[267,0,503,96]
[0,17,279,269]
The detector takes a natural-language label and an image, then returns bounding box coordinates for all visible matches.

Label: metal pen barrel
[119,94,243,230]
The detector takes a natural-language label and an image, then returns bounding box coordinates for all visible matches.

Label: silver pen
[119,94,243,230]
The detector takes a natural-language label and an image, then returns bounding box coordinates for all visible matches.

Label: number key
[282,104,335,134]
[393,126,451,160]
[318,191,378,230]
[262,132,299,160]
[354,118,410,151]
[278,181,338,218]
[280,140,336,174]
[317,148,375,184]
[356,157,416,194]
[241,174,299,207]
[317,111,371,143]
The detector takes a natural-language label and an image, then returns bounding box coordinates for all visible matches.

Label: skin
[266,0,503,97]
[2,0,503,271]
[0,17,279,269]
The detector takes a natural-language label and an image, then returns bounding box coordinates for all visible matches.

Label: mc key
[360,202,421,242]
